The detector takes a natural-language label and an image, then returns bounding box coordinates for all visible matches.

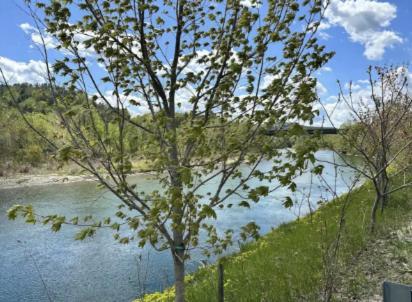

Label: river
[0,150,358,302]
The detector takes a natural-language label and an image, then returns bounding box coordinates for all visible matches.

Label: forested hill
[0,84,58,173]
[0,84,116,172]
[0,83,298,176]
[0,83,139,174]
[0,83,54,113]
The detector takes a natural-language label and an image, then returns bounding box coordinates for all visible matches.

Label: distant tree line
[0,84,294,174]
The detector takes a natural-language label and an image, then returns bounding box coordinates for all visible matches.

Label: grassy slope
[138,175,412,302]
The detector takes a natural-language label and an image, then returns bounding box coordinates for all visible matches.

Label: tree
[321,66,412,231]
[3,0,333,301]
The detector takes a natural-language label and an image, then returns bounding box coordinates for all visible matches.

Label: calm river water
[0,150,357,302]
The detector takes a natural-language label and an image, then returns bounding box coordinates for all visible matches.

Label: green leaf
[115,211,126,219]
[7,205,23,220]
[128,217,140,230]
[51,216,65,232]
[312,165,324,175]
[119,237,130,244]
[75,227,96,240]
[111,222,121,231]
[57,145,73,161]
[240,222,260,241]
[156,17,164,25]
[200,205,217,219]
[238,201,250,208]
[283,196,294,208]
[255,186,269,197]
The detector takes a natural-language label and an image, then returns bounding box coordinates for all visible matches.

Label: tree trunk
[166,84,186,302]
[173,250,185,302]
[371,162,390,231]
[370,193,380,233]
[379,169,390,212]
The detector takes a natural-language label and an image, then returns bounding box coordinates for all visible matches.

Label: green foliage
[0,84,53,113]
[282,196,294,208]
[7,205,24,220]
[0,87,55,168]
[75,227,96,240]
[0,84,138,171]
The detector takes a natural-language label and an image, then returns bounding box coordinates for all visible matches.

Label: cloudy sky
[0,0,411,125]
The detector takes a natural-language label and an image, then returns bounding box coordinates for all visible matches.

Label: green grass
[139,175,412,302]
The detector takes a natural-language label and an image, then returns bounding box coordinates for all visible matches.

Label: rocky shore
[0,174,97,189]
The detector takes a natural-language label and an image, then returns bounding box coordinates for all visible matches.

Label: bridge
[265,124,338,135]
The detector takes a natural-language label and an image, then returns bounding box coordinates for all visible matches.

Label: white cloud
[318,30,331,40]
[318,22,332,40]
[94,90,150,116]
[315,68,412,127]
[20,23,58,49]
[362,30,403,60]
[314,95,359,127]
[179,49,210,75]
[322,0,403,60]
[314,79,374,127]
[316,66,332,76]
[0,56,47,84]
[240,0,253,7]
[318,22,332,31]
[20,23,96,58]
[68,32,97,58]
[261,73,283,90]
[240,0,261,7]
[343,79,367,91]
[316,81,328,96]
[314,98,347,127]
[357,79,370,85]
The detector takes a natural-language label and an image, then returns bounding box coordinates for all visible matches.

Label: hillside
[0,84,293,177]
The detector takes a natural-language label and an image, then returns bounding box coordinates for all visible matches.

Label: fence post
[218,262,224,302]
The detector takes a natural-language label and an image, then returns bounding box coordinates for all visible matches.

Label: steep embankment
[136,174,412,302]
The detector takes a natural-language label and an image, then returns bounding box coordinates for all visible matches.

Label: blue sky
[0,0,411,125]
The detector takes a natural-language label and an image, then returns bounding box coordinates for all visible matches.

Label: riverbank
[0,159,155,190]
[0,173,97,189]
[0,170,155,190]
[136,174,412,302]
[0,157,241,190]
